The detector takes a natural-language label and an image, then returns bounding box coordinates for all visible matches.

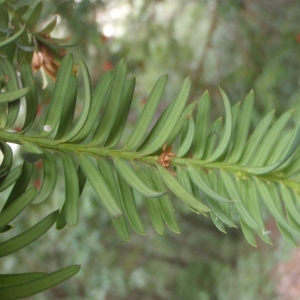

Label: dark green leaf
[79,154,122,217]
[0,142,12,179]
[63,154,80,227]
[23,1,43,27]
[20,59,38,132]
[91,58,127,145]
[0,24,25,49]
[0,210,59,257]
[0,265,80,300]
[0,166,22,192]
[2,161,34,211]
[69,71,112,143]
[0,187,36,227]
[32,150,57,205]
[117,172,145,235]
[105,77,135,148]
[40,53,75,137]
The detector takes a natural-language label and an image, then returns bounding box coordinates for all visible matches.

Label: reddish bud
[34,180,42,189]
[35,160,43,169]
[103,61,114,71]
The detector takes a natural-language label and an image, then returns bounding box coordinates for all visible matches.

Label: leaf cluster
[1,0,300,298]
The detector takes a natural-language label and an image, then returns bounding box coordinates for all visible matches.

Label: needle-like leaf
[126,74,168,150]
[0,265,80,300]
[138,77,191,155]
[114,157,166,198]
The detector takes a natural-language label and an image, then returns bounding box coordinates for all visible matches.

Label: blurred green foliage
[1,0,300,299]
[40,0,300,115]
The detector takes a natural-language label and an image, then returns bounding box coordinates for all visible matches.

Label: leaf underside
[1,54,300,249]
[2,3,300,299]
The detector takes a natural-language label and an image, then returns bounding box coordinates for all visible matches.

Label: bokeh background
[1,0,300,299]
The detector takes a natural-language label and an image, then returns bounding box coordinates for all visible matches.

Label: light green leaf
[251,109,294,167]
[266,130,293,165]
[193,91,210,159]
[147,166,180,233]
[229,91,254,163]
[230,101,241,136]
[79,155,122,217]
[277,222,298,247]
[246,120,300,175]
[69,71,112,143]
[166,102,197,147]
[178,167,195,195]
[138,77,191,155]
[221,170,260,229]
[239,110,275,166]
[157,164,210,214]
[57,166,86,230]
[211,212,226,233]
[202,118,222,159]
[188,165,233,203]
[135,166,164,234]
[112,215,129,241]
[97,158,129,239]
[114,157,166,198]
[207,89,233,161]
[117,172,145,235]
[206,195,236,228]
[281,185,300,227]
[0,87,29,103]
[178,167,206,214]
[126,74,168,150]
[177,117,195,157]
[240,218,257,247]
[256,179,300,237]
[91,58,127,145]
[236,177,272,244]
[205,171,236,227]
